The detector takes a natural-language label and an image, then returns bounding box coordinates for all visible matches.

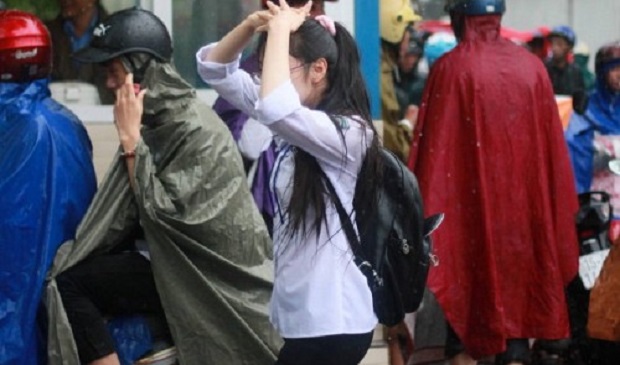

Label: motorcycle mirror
[608,159,620,176]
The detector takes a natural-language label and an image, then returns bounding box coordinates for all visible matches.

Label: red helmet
[0,10,52,82]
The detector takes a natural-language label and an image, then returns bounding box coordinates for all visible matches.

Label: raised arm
[260,1,311,98]
[204,11,272,64]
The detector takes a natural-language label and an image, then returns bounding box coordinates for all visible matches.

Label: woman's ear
[310,58,328,84]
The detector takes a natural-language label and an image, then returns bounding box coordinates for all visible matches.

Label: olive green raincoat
[45,57,281,365]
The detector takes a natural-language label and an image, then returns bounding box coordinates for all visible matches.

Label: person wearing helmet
[394,26,431,128]
[409,1,579,364]
[573,41,596,92]
[423,31,457,68]
[525,27,550,61]
[0,9,96,365]
[545,25,585,96]
[45,0,114,103]
[565,41,620,365]
[381,0,422,163]
[566,42,620,214]
[46,8,280,365]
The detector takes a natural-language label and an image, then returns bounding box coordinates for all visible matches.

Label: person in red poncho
[408,1,579,364]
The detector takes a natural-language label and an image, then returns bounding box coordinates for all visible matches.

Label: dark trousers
[56,252,166,364]
[275,331,374,365]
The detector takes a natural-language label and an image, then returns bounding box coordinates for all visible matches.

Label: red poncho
[408,15,579,358]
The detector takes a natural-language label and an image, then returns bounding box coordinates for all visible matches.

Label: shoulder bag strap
[321,171,380,286]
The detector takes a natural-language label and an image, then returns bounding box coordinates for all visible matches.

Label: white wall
[325,0,355,33]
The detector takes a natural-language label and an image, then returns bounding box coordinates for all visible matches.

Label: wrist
[120,149,136,159]
[119,134,140,150]
[242,16,258,31]
[268,17,290,32]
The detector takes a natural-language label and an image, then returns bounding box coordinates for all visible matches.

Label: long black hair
[261,19,382,240]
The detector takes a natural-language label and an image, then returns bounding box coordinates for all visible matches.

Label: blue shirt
[62,10,100,52]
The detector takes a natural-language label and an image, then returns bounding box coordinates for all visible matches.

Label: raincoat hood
[1,78,96,365]
[589,79,620,130]
[120,53,195,120]
[455,14,502,43]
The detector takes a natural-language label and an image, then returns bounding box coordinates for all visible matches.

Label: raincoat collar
[460,15,502,43]
[137,58,196,122]
[0,79,49,105]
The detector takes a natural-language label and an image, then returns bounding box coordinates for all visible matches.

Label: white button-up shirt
[196,44,377,338]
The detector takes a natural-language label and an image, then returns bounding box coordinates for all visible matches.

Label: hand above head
[246,10,274,31]
[259,0,312,33]
[114,73,146,148]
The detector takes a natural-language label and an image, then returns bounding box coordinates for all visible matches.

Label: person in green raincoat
[45,8,280,365]
[574,41,596,93]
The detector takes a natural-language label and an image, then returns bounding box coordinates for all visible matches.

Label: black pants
[275,331,374,365]
[56,252,166,364]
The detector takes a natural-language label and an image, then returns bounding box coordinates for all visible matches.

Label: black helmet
[73,7,172,64]
[445,0,506,16]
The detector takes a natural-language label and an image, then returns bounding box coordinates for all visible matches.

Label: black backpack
[324,148,443,327]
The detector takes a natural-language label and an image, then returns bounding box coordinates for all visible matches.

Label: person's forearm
[260,20,290,98]
[206,19,255,64]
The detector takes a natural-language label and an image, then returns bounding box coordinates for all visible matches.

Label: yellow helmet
[380,0,422,44]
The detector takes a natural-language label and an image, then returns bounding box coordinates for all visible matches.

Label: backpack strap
[322,172,383,288]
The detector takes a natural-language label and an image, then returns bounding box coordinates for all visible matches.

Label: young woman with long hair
[197,2,382,364]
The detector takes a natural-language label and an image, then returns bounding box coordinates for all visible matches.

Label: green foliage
[5,0,59,20]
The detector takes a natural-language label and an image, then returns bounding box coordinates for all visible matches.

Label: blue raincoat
[565,79,620,194]
[0,79,96,365]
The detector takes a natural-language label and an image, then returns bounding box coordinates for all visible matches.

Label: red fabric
[408,15,579,359]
